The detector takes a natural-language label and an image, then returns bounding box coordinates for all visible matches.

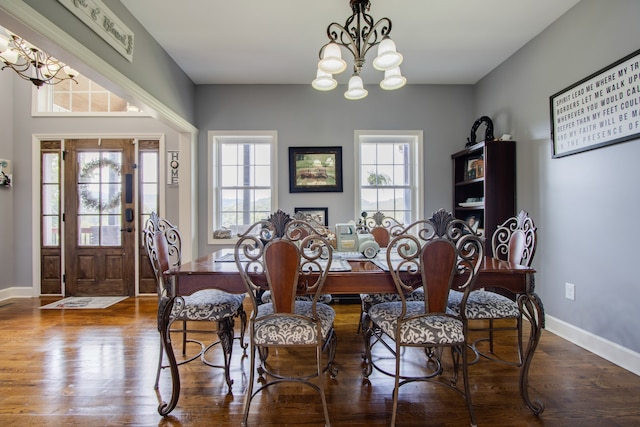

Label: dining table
[158,249,545,417]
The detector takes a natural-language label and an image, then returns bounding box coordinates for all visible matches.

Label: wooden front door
[63,139,136,296]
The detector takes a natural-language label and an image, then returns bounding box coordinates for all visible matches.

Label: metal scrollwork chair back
[361,209,484,426]
[357,211,410,334]
[448,209,537,366]
[143,212,246,403]
[235,212,338,427]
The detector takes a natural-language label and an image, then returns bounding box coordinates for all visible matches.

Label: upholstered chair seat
[448,289,519,319]
[253,301,335,345]
[176,289,245,321]
[369,301,463,345]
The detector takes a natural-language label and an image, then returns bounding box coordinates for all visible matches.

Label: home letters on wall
[550,48,640,158]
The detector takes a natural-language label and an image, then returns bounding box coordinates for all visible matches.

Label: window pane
[53,92,70,112]
[101,215,121,246]
[90,92,109,112]
[255,165,271,186]
[141,184,158,213]
[42,215,59,246]
[42,185,60,215]
[42,153,59,183]
[101,183,122,214]
[78,215,99,246]
[140,152,158,182]
[71,92,90,112]
[220,165,238,186]
[78,184,100,214]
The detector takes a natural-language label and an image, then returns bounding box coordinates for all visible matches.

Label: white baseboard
[0,287,37,301]
[545,315,640,376]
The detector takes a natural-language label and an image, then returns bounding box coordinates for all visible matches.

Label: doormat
[40,296,128,309]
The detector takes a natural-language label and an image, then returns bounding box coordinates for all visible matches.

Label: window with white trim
[34,74,144,115]
[208,131,277,242]
[355,131,423,225]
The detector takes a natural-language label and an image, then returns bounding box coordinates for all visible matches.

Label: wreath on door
[78,158,122,211]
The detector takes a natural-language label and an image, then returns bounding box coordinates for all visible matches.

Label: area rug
[40,296,128,309]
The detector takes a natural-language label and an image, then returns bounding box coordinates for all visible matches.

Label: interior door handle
[120,227,133,233]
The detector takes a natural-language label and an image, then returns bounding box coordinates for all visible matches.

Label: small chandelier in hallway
[0,31,79,88]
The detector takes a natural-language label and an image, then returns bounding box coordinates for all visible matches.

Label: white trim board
[545,315,640,376]
[0,287,36,301]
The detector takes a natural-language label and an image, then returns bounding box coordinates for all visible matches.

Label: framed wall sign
[294,207,329,226]
[289,146,343,193]
[550,48,640,158]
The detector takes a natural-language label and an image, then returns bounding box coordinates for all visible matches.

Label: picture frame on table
[294,207,329,227]
[289,146,343,193]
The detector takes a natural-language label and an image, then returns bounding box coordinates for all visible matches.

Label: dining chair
[361,209,484,426]
[235,210,337,427]
[356,211,414,334]
[259,210,333,306]
[143,212,247,395]
[448,209,537,365]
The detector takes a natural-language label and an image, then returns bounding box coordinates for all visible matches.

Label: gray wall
[195,84,474,254]
[1,0,195,124]
[0,71,14,289]
[4,72,182,289]
[475,0,640,353]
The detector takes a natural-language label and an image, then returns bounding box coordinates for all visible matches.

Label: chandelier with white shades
[0,30,78,88]
[312,0,406,100]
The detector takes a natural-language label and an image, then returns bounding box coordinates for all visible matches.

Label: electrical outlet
[565,283,576,300]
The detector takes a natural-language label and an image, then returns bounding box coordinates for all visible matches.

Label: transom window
[34,74,144,115]
[208,131,278,242]
[355,131,423,225]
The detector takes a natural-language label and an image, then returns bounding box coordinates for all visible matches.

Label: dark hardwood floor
[0,296,639,426]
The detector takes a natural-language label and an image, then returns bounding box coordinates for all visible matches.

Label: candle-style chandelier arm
[0,34,78,87]
[322,5,392,72]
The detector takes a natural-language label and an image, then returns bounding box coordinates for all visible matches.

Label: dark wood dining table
[158,249,544,416]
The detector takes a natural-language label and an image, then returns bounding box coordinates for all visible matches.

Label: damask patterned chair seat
[448,289,520,319]
[253,301,335,345]
[175,289,245,321]
[369,301,463,345]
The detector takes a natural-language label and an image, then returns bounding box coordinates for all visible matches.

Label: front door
[63,139,136,296]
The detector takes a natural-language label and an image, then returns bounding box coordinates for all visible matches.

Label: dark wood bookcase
[451,140,516,256]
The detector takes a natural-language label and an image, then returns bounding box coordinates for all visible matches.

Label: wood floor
[0,296,639,426]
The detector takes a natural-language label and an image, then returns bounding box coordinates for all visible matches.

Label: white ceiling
[120,0,580,86]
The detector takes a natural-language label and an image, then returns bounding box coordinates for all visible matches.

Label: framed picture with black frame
[294,207,329,227]
[289,146,343,193]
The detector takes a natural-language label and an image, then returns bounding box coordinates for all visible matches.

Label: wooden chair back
[236,210,333,315]
[264,239,300,313]
[364,211,404,248]
[492,210,537,267]
[421,239,457,313]
[387,208,484,316]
